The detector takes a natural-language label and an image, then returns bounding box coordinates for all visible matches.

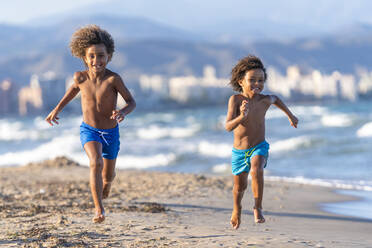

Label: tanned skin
[226,68,298,229]
[46,44,136,223]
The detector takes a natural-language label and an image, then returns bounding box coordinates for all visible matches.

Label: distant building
[0,79,17,114]
[18,75,43,115]
[18,72,66,115]
[139,65,232,104]
[357,70,372,98]
[267,66,359,101]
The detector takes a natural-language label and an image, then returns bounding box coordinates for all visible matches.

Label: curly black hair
[69,25,115,61]
[229,55,267,92]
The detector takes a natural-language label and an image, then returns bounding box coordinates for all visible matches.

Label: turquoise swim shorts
[80,122,120,160]
[231,140,269,175]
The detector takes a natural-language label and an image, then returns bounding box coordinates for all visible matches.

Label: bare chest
[80,81,116,102]
[239,100,268,118]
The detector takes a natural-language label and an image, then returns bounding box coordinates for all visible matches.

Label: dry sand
[0,157,371,247]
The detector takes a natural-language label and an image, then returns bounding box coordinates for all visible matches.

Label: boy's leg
[250,155,267,223]
[102,158,116,199]
[84,141,105,223]
[231,171,248,229]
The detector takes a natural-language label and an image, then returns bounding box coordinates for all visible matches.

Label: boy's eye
[248,79,264,83]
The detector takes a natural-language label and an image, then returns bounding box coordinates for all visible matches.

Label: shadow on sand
[155,202,372,224]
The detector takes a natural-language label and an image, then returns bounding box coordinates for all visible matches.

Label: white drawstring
[98,131,109,145]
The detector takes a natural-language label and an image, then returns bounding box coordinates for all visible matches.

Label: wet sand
[0,157,371,247]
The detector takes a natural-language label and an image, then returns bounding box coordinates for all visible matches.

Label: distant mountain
[2,15,372,86]
[57,0,372,42]
[0,14,201,58]
[45,14,202,42]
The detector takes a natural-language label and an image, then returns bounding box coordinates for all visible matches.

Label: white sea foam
[321,114,354,127]
[291,105,329,116]
[357,122,372,137]
[0,134,81,166]
[133,113,176,125]
[0,120,49,141]
[266,108,288,119]
[0,116,82,141]
[270,136,314,153]
[198,141,231,158]
[33,116,51,130]
[137,124,200,139]
[212,163,230,173]
[68,153,177,169]
[115,153,177,169]
[266,176,372,191]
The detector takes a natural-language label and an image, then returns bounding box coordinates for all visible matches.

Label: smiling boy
[45,25,136,223]
[225,55,298,229]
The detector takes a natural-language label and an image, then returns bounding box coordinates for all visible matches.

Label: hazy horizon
[2,0,372,41]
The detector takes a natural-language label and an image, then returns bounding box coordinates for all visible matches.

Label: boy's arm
[110,76,136,123]
[271,95,298,128]
[45,73,81,126]
[225,95,248,132]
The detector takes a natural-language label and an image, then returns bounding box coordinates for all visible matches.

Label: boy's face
[239,69,265,95]
[84,43,111,73]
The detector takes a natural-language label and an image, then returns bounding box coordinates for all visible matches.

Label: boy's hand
[239,100,249,118]
[45,109,60,126]
[289,115,298,128]
[110,110,125,123]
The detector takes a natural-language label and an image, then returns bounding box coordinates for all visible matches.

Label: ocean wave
[198,141,231,158]
[357,122,372,137]
[321,114,354,127]
[115,153,177,169]
[132,113,176,126]
[0,116,82,141]
[0,120,47,141]
[266,176,372,191]
[0,134,81,166]
[266,108,291,119]
[56,153,178,170]
[290,105,329,116]
[270,136,317,153]
[136,124,200,139]
[212,163,230,173]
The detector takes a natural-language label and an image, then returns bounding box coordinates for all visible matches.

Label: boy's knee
[103,171,116,183]
[90,158,103,171]
[250,166,263,176]
[234,183,247,193]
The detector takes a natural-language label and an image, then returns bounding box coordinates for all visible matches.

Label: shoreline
[1,157,372,247]
[321,189,372,221]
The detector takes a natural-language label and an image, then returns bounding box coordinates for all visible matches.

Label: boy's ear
[82,56,88,65]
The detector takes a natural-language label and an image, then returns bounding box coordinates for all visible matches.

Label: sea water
[1,101,371,219]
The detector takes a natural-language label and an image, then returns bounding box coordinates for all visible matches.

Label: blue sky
[0,0,106,24]
[2,0,372,37]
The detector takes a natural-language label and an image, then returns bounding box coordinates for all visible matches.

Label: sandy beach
[0,157,371,248]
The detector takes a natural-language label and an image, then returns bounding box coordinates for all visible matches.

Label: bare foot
[92,210,105,223]
[230,206,242,229]
[253,207,265,223]
[102,182,112,199]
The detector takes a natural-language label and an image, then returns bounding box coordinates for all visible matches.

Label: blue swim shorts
[231,140,270,175]
[80,122,120,160]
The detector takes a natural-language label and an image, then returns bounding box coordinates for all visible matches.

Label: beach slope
[0,157,371,247]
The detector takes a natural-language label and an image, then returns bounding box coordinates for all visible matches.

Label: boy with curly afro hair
[46,25,136,223]
[225,55,298,229]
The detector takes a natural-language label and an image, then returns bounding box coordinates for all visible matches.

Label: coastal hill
[2,14,372,87]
